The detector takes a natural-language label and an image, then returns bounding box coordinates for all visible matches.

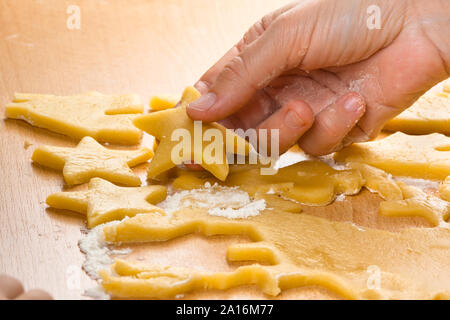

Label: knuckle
[222,56,254,89]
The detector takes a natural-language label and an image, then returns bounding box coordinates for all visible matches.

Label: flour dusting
[79,221,130,280]
[159,182,266,219]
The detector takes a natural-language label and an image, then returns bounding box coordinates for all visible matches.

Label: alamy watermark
[66,5,81,30]
[366,5,381,30]
[171,121,280,175]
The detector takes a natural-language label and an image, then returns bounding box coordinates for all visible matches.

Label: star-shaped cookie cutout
[133,86,250,181]
[5,91,144,145]
[46,178,166,228]
[384,92,450,135]
[334,132,450,180]
[32,136,153,186]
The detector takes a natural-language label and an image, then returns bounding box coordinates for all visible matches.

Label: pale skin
[0,275,52,300]
[187,0,450,155]
[2,0,449,299]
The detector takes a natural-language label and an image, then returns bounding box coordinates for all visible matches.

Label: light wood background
[0,0,434,299]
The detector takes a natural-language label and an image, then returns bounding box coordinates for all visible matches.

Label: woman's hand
[0,274,52,300]
[187,0,449,155]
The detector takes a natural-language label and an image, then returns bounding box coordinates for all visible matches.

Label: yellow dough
[347,162,403,201]
[384,93,450,135]
[444,79,450,93]
[172,160,364,206]
[334,132,450,180]
[32,136,153,186]
[439,176,450,202]
[150,95,178,111]
[133,86,250,181]
[380,182,449,226]
[5,92,144,144]
[46,178,166,228]
[100,208,450,299]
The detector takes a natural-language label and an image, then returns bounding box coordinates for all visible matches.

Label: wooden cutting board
[0,0,432,299]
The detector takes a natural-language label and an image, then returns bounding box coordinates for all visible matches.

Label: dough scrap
[334,132,450,180]
[380,182,449,226]
[32,136,153,186]
[100,208,450,299]
[133,86,250,181]
[5,92,144,144]
[347,162,403,201]
[150,95,178,111]
[439,176,450,202]
[172,160,364,206]
[384,93,450,135]
[46,178,166,228]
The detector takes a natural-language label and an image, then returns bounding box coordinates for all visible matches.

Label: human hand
[187,0,449,156]
[0,274,53,300]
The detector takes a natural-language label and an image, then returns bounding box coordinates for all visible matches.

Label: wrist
[411,0,450,74]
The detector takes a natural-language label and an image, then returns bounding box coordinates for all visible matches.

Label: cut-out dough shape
[46,178,166,228]
[150,95,178,111]
[32,136,153,186]
[133,86,250,181]
[5,92,144,144]
[172,160,364,206]
[334,132,450,180]
[100,208,450,299]
[380,182,449,226]
[384,93,450,135]
[439,176,450,202]
[171,160,446,225]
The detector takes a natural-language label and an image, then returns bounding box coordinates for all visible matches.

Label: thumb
[187,17,303,122]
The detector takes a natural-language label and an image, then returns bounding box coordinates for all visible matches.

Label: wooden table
[0,0,432,299]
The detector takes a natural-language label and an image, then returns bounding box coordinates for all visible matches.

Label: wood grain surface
[0,0,433,300]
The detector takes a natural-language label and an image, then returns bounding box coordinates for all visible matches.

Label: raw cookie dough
[172,160,364,206]
[439,176,450,202]
[334,132,450,180]
[133,86,250,181]
[5,92,144,144]
[444,79,450,93]
[150,95,178,111]
[384,93,450,135]
[32,136,153,186]
[380,182,449,226]
[347,162,403,201]
[100,208,450,299]
[46,178,166,228]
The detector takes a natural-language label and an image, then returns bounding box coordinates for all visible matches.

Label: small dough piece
[380,182,450,226]
[439,176,450,202]
[334,132,450,180]
[32,136,153,186]
[100,208,450,299]
[384,93,450,135]
[150,95,178,111]
[133,86,250,181]
[5,92,144,144]
[46,178,166,228]
[172,160,364,206]
[347,162,403,201]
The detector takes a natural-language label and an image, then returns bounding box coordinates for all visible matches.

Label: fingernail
[188,92,217,111]
[344,95,364,113]
[284,109,305,129]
